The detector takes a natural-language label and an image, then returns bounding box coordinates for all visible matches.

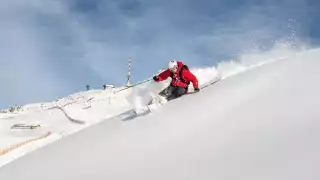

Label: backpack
[170,64,190,86]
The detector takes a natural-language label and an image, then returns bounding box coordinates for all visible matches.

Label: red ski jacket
[156,61,199,89]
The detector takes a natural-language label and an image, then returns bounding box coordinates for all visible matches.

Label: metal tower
[126,57,132,87]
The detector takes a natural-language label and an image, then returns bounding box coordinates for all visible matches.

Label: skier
[153,60,200,100]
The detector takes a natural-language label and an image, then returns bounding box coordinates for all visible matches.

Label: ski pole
[131,78,152,87]
[115,78,152,93]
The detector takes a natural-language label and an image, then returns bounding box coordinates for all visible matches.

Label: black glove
[153,76,159,82]
[194,87,200,92]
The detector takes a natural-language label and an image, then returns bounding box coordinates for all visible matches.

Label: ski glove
[194,87,200,92]
[153,76,159,82]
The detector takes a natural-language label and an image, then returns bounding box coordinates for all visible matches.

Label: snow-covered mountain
[1,45,319,180]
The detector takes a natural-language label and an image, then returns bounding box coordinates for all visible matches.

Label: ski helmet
[168,60,178,72]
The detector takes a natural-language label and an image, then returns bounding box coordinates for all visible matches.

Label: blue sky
[0,0,319,108]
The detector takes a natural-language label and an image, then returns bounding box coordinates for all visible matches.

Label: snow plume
[216,42,309,79]
[126,80,169,113]
[189,67,221,87]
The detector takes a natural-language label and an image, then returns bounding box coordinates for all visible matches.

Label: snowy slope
[0,48,319,179]
[0,88,133,165]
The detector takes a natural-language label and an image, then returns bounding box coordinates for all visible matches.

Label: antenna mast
[126,57,132,87]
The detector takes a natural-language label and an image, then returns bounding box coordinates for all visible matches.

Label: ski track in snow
[0,45,314,176]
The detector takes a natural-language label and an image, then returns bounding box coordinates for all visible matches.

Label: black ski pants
[165,85,187,100]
